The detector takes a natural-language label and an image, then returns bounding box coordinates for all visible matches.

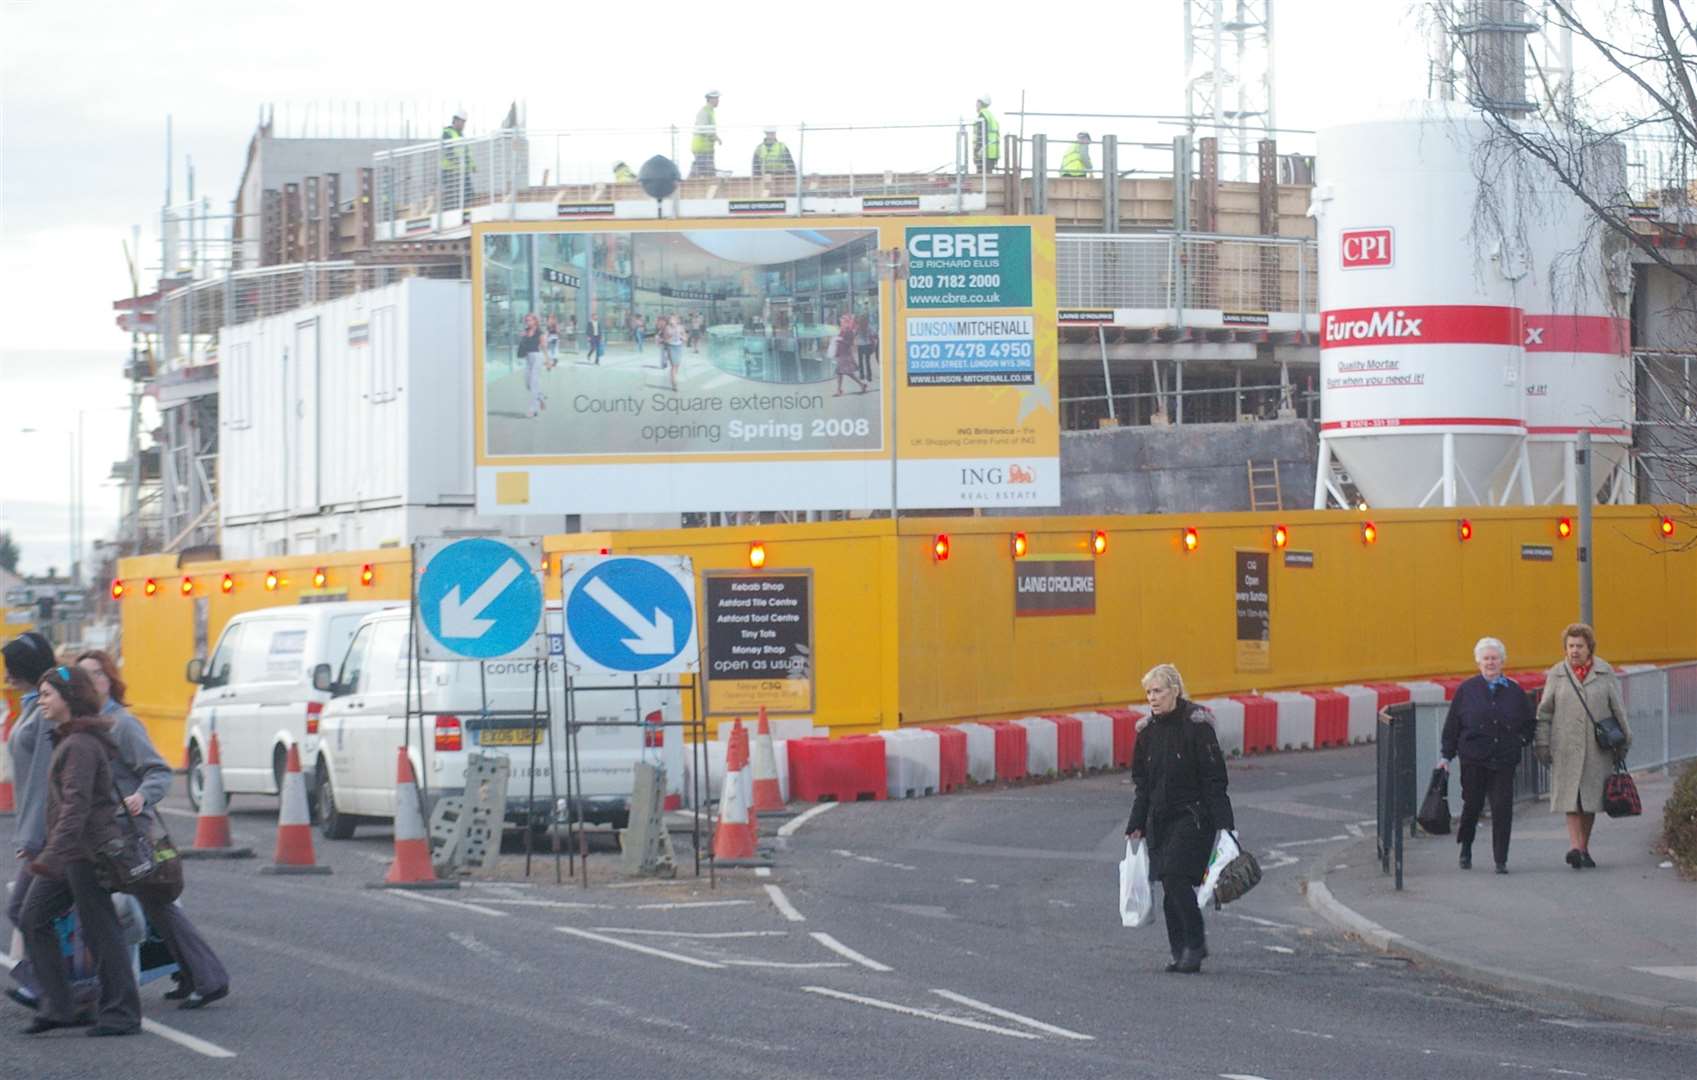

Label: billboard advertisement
[472,216,1057,514]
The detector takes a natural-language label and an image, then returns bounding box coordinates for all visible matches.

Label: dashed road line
[472,898,613,910]
[592,928,788,939]
[724,960,852,969]
[557,926,724,969]
[764,884,806,922]
[833,848,917,871]
[754,867,772,877]
[929,989,1094,1040]
[142,1018,239,1059]
[1229,913,1296,930]
[1263,945,1297,955]
[380,890,508,917]
[809,931,892,972]
[777,802,837,837]
[636,899,754,911]
[801,986,1040,1040]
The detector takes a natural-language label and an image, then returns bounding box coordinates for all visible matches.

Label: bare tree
[1432,0,1697,529]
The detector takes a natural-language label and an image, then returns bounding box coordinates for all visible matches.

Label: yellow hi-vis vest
[754,140,793,174]
[978,106,1000,162]
[1060,142,1090,177]
[441,126,470,172]
[692,105,717,155]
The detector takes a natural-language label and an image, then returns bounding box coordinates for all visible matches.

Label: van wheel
[186,743,205,812]
[318,764,357,840]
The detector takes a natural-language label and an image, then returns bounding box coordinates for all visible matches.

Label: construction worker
[973,93,1000,173]
[751,127,795,178]
[613,160,638,183]
[440,110,474,209]
[1060,132,1092,177]
[691,90,722,178]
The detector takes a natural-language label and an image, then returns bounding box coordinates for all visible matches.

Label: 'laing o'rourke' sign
[1014,557,1095,617]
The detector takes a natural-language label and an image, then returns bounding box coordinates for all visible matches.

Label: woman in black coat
[1126,663,1234,974]
[1440,636,1535,873]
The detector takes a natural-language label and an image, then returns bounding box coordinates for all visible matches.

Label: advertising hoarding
[472,216,1058,514]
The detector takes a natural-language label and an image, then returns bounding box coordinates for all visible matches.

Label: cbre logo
[1341,227,1393,269]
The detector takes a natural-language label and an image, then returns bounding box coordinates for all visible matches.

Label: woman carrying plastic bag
[1119,838,1153,928]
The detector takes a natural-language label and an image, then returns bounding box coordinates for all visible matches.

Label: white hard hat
[763,125,777,134]
[706,88,721,97]
[977,93,991,106]
[453,109,467,121]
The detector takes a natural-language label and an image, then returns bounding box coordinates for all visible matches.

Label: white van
[183,600,401,810]
[311,605,684,839]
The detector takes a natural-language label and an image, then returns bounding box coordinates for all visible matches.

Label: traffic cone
[0,726,15,816]
[183,732,255,859]
[712,721,761,863]
[370,747,457,890]
[260,744,331,875]
[749,708,785,815]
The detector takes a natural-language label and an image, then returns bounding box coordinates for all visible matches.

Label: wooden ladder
[1247,460,1283,511]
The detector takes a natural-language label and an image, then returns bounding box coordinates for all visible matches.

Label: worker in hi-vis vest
[691,90,722,178]
[1060,132,1092,177]
[974,94,1000,173]
[751,127,795,178]
[440,110,474,208]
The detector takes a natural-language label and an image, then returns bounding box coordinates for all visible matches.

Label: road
[3,744,1691,1079]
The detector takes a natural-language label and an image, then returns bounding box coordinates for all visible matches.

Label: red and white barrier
[1331,685,1381,743]
[923,726,968,793]
[1398,680,1447,706]
[1266,692,1317,751]
[1195,698,1246,757]
[787,735,886,802]
[952,722,998,783]
[1074,712,1115,770]
[877,728,941,798]
[1014,717,1059,775]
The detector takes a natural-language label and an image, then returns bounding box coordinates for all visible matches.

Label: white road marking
[724,960,851,969]
[800,986,1040,1040]
[956,877,977,884]
[636,899,753,911]
[810,931,892,972]
[754,867,772,877]
[1630,965,1697,983]
[591,928,788,939]
[556,926,724,969]
[380,890,508,917]
[1229,912,1295,930]
[473,898,612,910]
[1264,945,1296,954]
[141,1018,239,1059]
[833,848,917,871]
[1345,822,1365,838]
[158,806,197,819]
[777,802,837,837]
[602,878,690,889]
[929,989,1094,1040]
[1268,833,1351,848]
[1288,1028,1335,1039]
[764,884,806,922]
[449,931,534,973]
[1220,1074,1273,1080]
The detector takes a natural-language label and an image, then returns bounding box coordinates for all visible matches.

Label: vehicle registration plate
[480,727,544,747]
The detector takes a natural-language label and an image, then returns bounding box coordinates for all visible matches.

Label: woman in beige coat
[1535,622,1630,869]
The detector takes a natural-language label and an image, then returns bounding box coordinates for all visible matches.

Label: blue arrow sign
[419,538,543,659]
[564,557,696,674]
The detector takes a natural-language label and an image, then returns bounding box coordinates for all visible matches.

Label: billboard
[472,216,1057,513]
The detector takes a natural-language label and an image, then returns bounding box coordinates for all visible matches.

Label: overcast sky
[0,1,1645,576]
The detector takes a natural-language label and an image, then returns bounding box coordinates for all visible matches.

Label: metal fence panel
[1054,236,1173,309]
[1661,662,1697,766]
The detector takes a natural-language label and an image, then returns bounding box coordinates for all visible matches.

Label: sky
[1,0,1637,576]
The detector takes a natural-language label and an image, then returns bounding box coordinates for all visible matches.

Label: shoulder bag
[92,776,183,897]
[1564,666,1627,753]
[1602,760,1642,818]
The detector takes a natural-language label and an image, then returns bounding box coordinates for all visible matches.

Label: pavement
[1307,765,1697,1030]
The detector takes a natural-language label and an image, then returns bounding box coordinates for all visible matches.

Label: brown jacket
[1535,657,1631,814]
[31,716,124,879]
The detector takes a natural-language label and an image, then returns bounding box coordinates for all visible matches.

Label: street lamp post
[20,419,84,587]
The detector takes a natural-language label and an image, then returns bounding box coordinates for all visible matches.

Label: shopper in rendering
[1126,663,1233,974]
[585,310,604,364]
[18,664,140,1036]
[751,127,795,177]
[4,632,57,939]
[831,314,868,396]
[517,313,546,418]
[662,315,685,390]
[545,314,561,369]
[629,311,645,353]
[1439,636,1534,873]
[691,90,722,178]
[853,312,876,384]
[78,650,229,1009]
[1536,622,1630,869]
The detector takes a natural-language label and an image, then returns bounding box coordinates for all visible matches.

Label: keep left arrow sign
[439,559,522,639]
[583,576,675,654]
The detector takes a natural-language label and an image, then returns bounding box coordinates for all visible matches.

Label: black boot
[1459,843,1472,870]
[1174,947,1205,974]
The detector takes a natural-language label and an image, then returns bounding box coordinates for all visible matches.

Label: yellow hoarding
[471,215,1058,514]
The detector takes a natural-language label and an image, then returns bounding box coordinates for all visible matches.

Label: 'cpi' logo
[1341,228,1393,269]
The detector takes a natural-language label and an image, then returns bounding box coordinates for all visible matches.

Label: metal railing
[1377,664,1697,890]
[1055,232,1317,320]
[373,130,529,227]
[157,261,464,368]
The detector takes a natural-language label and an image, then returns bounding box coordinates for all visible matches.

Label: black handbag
[1417,767,1452,835]
[1602,760,1642,818]
[92,777,181,895]
[1565,666,1627,753]
[1211,836,1262,908]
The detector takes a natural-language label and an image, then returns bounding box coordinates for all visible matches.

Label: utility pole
[1576,433,1593,627]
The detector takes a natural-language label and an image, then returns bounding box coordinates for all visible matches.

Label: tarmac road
[3,744,1691,1079]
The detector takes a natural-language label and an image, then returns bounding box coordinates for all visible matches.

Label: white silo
[1311,102,1528,509]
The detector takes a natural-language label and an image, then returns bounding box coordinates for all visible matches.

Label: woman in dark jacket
[1440,636,1535,873]
[1126,663,1234,974]
[18,664,140,1036]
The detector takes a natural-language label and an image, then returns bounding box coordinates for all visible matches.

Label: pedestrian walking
[853,312,876,384]
[832,314,868,396]
[586,311,605,364]
[77,651,229,1010]
[1535,622,1631,869]
[661,315,685,391]
[17,664,140,1036]
[630,311,645,353]
[545,314,561,369]
[4,632,57,944]
[1125,663,1234,974]
[517,313,546,418]
[1439,636,1535,873]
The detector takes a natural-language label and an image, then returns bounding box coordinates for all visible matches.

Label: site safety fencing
[1054,232,1318,321]
[156,261,464,369]
[1377,663,1696,889]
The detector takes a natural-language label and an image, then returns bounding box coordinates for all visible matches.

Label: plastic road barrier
[1266,691,1318,751]
[1073,712,1115,770]
[786,736,887,802]
[1014,717,1059,776]
[1230,695,1279,754]
[923,726,968,792]
[1194,698,1245,758]
[1331,685,1381,744]
[878,729,941,799]
[986,722,1028,782]
[952,722,998,784]
[1042,714,1086,774]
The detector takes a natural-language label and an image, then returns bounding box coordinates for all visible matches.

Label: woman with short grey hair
[1440,636,1534,872]
[1536,622,1631,869]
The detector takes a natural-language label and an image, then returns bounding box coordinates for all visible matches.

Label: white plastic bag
[1119,838,1153,928]
[1196,829,1241,909]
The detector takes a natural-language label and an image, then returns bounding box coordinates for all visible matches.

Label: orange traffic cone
[370,747,457,890]
[0,724,15,815]
[260,744,331,875]
[712,721,763,864]
[183,732,255,859]
[749,708,785,814]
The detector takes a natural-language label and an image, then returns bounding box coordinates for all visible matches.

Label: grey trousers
[20,861,140,1028]
[137,894,228,995]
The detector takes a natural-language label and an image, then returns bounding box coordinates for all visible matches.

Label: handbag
[1417,766,1452,835]
[1602,760,1642,818]
[1211,835,1263,909]
[92,776,182,896]
[1565,666,1626,753]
